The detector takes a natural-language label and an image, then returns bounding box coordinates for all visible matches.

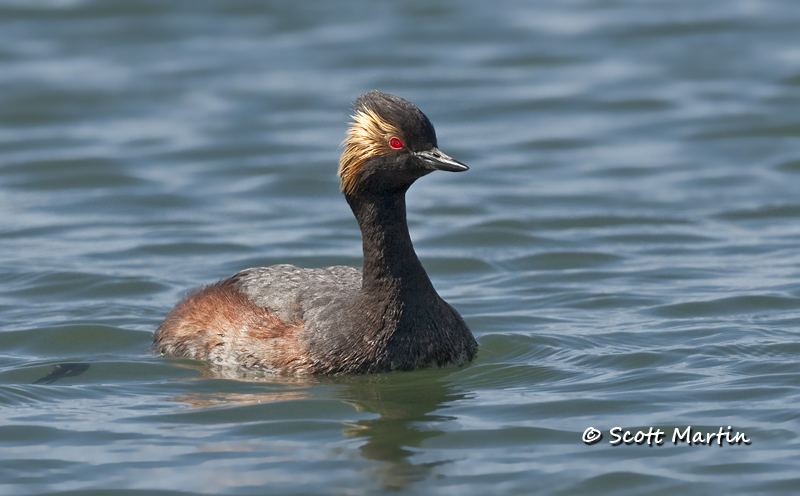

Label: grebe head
[338,90,468,197]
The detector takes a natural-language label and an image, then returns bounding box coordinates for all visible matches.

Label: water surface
[2,0,800,494]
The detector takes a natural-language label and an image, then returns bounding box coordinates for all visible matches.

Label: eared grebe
[154,91,478,374]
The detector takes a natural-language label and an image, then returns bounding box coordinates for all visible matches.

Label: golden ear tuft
[338,108,402,195]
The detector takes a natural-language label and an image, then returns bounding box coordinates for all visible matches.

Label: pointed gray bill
[416,148,469,172]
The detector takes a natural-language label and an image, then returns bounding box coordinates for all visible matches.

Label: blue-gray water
[1,0,799,494]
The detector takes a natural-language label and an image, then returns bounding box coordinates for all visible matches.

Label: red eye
[389,137,404,149]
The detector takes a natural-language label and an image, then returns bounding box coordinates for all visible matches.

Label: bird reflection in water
[168,362,466,490]
[338,370,466,489]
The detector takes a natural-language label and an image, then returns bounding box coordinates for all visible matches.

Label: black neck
[346,192,437,297]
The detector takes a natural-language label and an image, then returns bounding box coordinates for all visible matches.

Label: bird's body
[154,91,478,375]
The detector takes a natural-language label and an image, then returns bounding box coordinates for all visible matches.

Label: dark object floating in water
[33,363,90,384]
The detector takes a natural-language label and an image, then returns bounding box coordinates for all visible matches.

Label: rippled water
[2,0,800,494]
